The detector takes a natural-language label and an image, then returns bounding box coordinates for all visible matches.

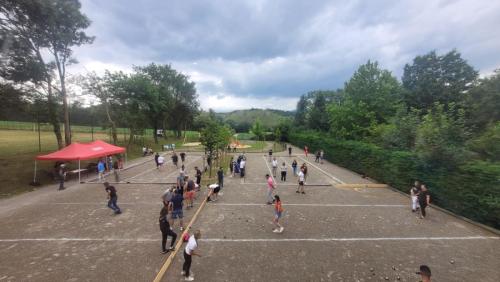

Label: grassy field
[0,129,196,197]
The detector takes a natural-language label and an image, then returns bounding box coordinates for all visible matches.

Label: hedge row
[289,130,500,229]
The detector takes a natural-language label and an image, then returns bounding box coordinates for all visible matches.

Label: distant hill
[217,108,293,132]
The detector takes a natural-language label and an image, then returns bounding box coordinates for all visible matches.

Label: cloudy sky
[70,0,500,112]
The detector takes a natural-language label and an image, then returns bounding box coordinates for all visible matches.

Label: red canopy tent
[35,140,126,183]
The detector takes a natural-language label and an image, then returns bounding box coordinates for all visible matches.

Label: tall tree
[402,50,478,111]
[464,69,500,131]
[44,0,94,145]
[344,60,401,123]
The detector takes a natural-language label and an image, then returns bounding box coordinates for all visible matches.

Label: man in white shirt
[157,155,165,169]
[182,230,202,281]
[271,157,278,178]
[239,159,246,178]
[297,168,305,194]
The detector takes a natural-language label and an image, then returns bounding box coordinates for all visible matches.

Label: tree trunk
[103,100,117,144]
[47,79,63,149]
[54,52,71,145]
[127,129,134,148]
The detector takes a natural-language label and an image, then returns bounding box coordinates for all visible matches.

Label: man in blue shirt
[169,189,184,231]
[97,160,105,181]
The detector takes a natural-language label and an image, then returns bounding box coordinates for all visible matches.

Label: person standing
[315,151,321,163]
[180,152,186,163]
[97,160,105,181]
[162,186,175,208]
[291,159,298,176]
[159,206,177,254]
[268,149,273,162]
[229,157,234,176]
[195,167,202,186]
[418,184,431,219]
[172,152,179,168]
[180,165,186,178]
[416,265,432,282]
[113,161,120,182]
[217,167,224,188]
[104,182,121,214]
[288,146,292,157]
[280,162,287,182]
[240,158,246,178]
[304,146,309,157]
[271,157,278,178]
[58,164,66,190]
[302,163,308,183]
[169,189,184,230]
[182,230,202,281]
[157,154,165,170]
[410,181,421,212]
[107,156,113,172]
[297,168,305,194]
[319,150,324,164]
[184,176,195,209]
[273,195,284,233]
[155,152,160,168]
[266,174,276,205]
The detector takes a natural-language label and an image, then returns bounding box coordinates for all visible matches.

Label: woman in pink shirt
[266,174,275,205]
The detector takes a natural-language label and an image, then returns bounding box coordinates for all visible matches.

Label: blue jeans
[108,196,121,213]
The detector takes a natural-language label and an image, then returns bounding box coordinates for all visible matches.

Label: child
[273,195,284,233]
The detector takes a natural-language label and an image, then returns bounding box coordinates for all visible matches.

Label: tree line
[291,50,500,228]
[0,1,199,148]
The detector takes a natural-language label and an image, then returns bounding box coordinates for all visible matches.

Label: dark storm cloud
[72,0,500,110]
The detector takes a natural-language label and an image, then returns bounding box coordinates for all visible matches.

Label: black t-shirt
[288,147,292,153]
[105,186,117,197]
[172,155,178,162]
[418,190,429,204]
[196,169,202,178]
[268,150,273,156]
[217,170,223,179]
[180,152,186,159]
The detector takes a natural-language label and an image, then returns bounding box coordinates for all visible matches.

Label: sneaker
[296,191,300,193]
[273,228,280,233]
[412,209,416,213]
[301,191,305,194]
[161,250,169,254]
[180,227,184,231]
[279,227,284,233]
[168,246,175,251]
[181,271,185,275]
[266,202,273,205]
[185,276,194,281]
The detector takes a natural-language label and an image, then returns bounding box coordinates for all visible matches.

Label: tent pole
[125,152,128,167]
[78,159,81,183]
[33,160,37,183]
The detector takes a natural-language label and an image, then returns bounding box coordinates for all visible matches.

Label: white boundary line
[124,156,201,182]
[239,182,330,186]
[200,236,499,242]
[1,236,497,243]
[297,156,345,184]
[212,203,406,207]
[262,155,276,183]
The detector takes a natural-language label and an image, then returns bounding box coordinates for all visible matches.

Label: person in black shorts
[195,166,202,187]
[180,152,186,163]
[159,206,177,254]
[288,146,292,157]
[418,184,431,219]
[206,183,220,202]
[172,152,179,168]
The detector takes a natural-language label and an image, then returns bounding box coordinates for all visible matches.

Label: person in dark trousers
[182,230,201,281]
[280,162,287,181]
[58,164,66,190]
[268,149,273,161]
[180,152,186,163]
[288,146,292,157]
[194,167,202,186]
[416,265,432,282]
[217,167,224,188]
[104,182,121,214]
[315,151,321,163]
[159,206,177,254]
[418,184,431,219]
[113,160,120,182]
[172,152,179,168]
[229,157,234,175]
[154,152,160,168]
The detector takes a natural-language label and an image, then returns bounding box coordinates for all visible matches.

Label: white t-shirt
[272,160,278,168]
[185,235,198,255]
[209,183,219,189]
[298,171,305,182]
[240,160,246,169]
[158,156,164,164]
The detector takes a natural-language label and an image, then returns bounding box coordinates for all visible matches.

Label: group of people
[410,180,431,219]
[97,155,123,182]
[229,154,246,178]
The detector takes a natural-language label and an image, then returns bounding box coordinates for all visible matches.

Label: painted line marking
[262,156,276,183]
[200,236,499,242]
[211,203,406,207]
[1,236,496,243]
[152,182,208,282]
[297,156,345,184]
[239,182,331,186]
[336,183,389,189]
